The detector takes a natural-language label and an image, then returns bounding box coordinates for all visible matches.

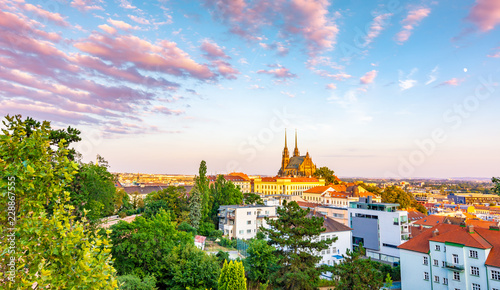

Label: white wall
[400,249,431,290]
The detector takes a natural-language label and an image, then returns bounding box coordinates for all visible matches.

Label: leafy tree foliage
[178,221,197,236]
[382,186,426,214]
[208,174,243,224]
[117,275,157,290]
[195,160,210,221]
[244,192,264,205]
[163,243,221,290]
[313,166,340,184]
[493,177,500,195]
[69,155,117,223]
[143,200,169,218]
[331,247,384,290]
[261,200,336,290]
[244,238,278,284]
[145,186,189,222]
[216,250,230,267]
[359,183,383,195]
[189,183,203,229]
[218,260,247,290]
[0,115,117,288]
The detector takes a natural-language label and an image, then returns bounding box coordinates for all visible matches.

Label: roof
[324,191,350,199]
[194,235,207,243]
[399,224,498,254]
[407,209,426,222]
[304,186,334,194]
[307,211,352,233]
[227,172,250,180]
[413,215,446,227]
[296,201,324,208]
[285,156,305,169]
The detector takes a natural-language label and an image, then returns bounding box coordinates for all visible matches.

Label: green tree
[110,209,192,287]
[218,260,247,290]
[143,200,169,218]
[195,160,210,221]
[189,183,203,229]
[331,247,384,290]
[493,177,500,195]
[313,166,339,185]
[117,275,157,290]
[244,238,278,285]
[244,192,264,205]
[261,200,336,290]
[359,183,383,195]
[0,115,117,288]
[209,175,243,224]
[163,243,221,290]
[146,186,189,222]
[382,186,426,214]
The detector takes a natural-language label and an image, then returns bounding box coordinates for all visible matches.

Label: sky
[1,0,500,179]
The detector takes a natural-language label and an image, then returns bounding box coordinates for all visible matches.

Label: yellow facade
[253,177,326,196]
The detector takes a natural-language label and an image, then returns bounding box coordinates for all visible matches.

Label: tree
[218,260,247,290]
[313,166,339,185]
[382,186,426,214]
[195,160,210,221]
[146,186,189,222]
[110,209,193,287]
[163,243,221,290]
[359,183,382,195]
[493,177,500,195]
[0,115,117,288]
[208,175,243,224]
[117,275,157,290]
[189,183,203,229]
[260,200,336,289]
[331,247,384,290]
[244,192,264,205]
[244,238,278,285]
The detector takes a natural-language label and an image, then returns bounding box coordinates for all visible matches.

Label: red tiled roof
[429,227,491,249]
[324,192,350,198]
[475,227,500,267]
[466,219,498,229]
[194,235,206,243]
[407,210,426,221]
[227,172,250,180]
[413,215,446,227]
[399,224,472,253]
[296,201,323,208]
[304,186,334,194]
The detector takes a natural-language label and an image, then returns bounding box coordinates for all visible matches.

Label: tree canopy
[218,260,247,290]
[145,186,189,222]
[493,177,500,195]
[261,200,336,289]
[313,166,340,185]
[244,238,278,285]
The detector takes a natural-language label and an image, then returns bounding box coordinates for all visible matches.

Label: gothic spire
[293,129,300,157]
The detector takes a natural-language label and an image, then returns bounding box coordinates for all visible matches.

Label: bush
[117,275,157,290]
[119,211,127,218]
[198,221,216,236]
[218,237,237,249]
[178,221,197,236]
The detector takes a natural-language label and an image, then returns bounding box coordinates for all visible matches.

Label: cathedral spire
[293,129,300,157]
[284,128,288,149]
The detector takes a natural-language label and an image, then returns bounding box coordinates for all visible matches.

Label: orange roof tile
[413,215,446,227]
[398,224,458,253]
[304,186,334,194]
[475,227,500,267]
[429,227,491,249]
[466,219,498,229]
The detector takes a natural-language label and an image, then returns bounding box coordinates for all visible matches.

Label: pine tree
[188,183,202,229]
[260,200,335,290]
[218,260,247,290]
[196,160,210,221]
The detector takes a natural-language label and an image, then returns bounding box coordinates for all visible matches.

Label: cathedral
[278,130,317,177]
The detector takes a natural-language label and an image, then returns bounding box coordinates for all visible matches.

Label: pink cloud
[212,60,239,79]
[98,24,117,34]
[22,3,70,27]
[488,47,500,57]
[360,70,378,84]
[257,65,297,80]
[364,13,392,46]
[395,8,431,44]
[152,105,184,115]
[128,15,150,25]
[326,83,336,90]
[259,42,289,56]
[71,0,104,12]
[201,40,230,59]
[466,0,500,31]
[107,18,134,30]
[314,69,352,81]
[435,78,464,87]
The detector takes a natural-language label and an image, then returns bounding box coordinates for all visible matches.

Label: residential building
[253,177,325,196]
[302,185,381,207]
[399,224,500,290]
[348,198,410,264]
[448,193,500,205]
[218,205,277,239]
[208,174,252,193]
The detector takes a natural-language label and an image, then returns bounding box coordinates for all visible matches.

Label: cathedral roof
[285,156,305,169]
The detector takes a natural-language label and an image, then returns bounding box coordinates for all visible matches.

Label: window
[423,256,428,265]
[453,271,460,281]
[247,229,251,233]
[434,276,439,283]
[442,261,446,267]
[433,259,439,266]
[470,250,478,259]
[435,245,441,251]
[247,211,251,215]
[453,254,459,264]
[471,266,480,276]
[247,220,251,225]
[443,278,448,285]
[239,230,244,234]
[472,283,481,290]
[424,272,429,280]
[491,270,500,280]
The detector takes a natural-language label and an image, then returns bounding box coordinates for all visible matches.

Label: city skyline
[1,0,499,178]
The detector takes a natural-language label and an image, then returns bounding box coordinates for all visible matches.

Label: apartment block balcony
[445,262,464,271]
[227,213,235,219]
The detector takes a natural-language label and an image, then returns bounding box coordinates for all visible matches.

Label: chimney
[432,229,439,237]
[419,225,423,230]
[467,225,474,233]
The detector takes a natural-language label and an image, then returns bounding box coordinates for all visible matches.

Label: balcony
[227,213,235,219]
[445,262,464,271]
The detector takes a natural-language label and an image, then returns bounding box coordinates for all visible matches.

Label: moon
[464,68,468,72]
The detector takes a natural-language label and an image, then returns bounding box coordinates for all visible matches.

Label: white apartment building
[218,205,277,239]
[399,224,500,290]
[348,198,410,264]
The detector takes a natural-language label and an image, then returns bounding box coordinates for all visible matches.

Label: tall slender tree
[218,260,247,290]
[188,183,202,229]
[195,160,210,221]
[261,200,335,290]
[493,177,500,195]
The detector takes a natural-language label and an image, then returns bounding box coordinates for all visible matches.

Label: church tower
[280,129,290,173]
[293,129,300,157]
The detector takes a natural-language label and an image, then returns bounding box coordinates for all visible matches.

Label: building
[348,198,410,264]
[399,224,500,290]
[448,193,500,205]
[218,205,277,239]
[208,174,251,193]
[302,185,381,207]
[253,176,325,196]
[278,130,317,177]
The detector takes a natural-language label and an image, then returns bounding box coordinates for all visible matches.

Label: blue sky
[1,0,499,178]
